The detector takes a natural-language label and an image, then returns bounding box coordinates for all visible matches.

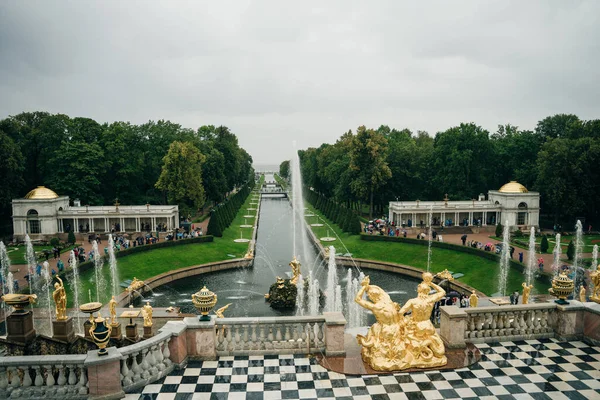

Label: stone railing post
[555,301,585,340]
[159,321,188,367]
[184,316,217,360]
[440,306,467,348]
[583,302,600,345]
[323,312,346,356]
[85,347,124,399]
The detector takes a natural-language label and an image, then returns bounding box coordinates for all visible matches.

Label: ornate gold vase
[90,313,112,356]
[549,272,575,305]
[1,294,37,314]
[192,286,217,321]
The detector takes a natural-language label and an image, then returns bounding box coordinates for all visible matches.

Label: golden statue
[53,277,68,320]
[436,269,454,282]
[289,256,301,285]
[590,267,600,303]
[355,272,447,371]
[141,301,153,327]
[580,286,587,302]
[109,295,118,326]
[522,282,533,304]
[215,303,232,318]
[127,277,145,293]
[469,291,478,308]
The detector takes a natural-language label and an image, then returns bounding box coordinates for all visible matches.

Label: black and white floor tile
[127,338,600,400]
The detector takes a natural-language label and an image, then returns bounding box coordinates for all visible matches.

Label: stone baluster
[519,311,527,334]
[541,309,550,332]
[34,366,43,387]
[140,348,151,379]
[121,357,133,387]
[155,343,165,372]
[490,312,497,335]
[77,366,87,395]
[468,314,475,338]
[504,313,512,336]
[163,339,172,368]
[258,325,266,350]
[45,365,55,387]
[300,324,308,350]
[285,324,292,342]
[233,325,241,350]
[0,367,7,389]
[226,327,234,352]
[67,365,77,386]
[57,365,67,386]
[22,366,32,387]
[244,325,251,350]
[131,353,142,383]
[534,310,542,333]
[317,322,325,347]
[275,324,283,342]
[512,311,521,333]
[8,367,19,388]
[476,314,484,338]
[148,345,159,377]
[216,327,225,351]
[249,325,257,350]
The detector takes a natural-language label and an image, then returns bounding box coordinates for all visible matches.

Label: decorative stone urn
[89,312,112,356]
[549,271,575,305]
[192,286,217,321]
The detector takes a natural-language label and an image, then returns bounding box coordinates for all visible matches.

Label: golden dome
[24,186,59,200]
[498,181,528,193]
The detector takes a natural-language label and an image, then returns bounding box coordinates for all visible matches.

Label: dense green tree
[279,160,290,180]
[202,148,228,204]
[349,126,391,219]
[0,131,25,233]
[155,141,207,213]
[214,126,241,191]
[540,235,549,253]
[567,240,575,261]
[495,223,503,238]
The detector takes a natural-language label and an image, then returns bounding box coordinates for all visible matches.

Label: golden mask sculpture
[127,277,145,293]
[141,301,153,327]
[53,277,68,320]
[590,267,600,303]
[355,272,447,371]
[522,282,533,305]
[289,256,301,285]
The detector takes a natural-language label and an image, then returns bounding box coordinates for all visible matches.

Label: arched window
[26,209,40,234]
[517,202,528,225]
[58,207,63,211]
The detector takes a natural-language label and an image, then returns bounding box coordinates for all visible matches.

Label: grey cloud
[1,1,599,164]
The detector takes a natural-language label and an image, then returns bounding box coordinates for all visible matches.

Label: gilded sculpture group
[355,272,448,371]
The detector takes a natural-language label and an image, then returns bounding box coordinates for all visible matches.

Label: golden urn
[192,286,217,321]
[1,294,38,314]
[549,271,575,305]
[89,312,112,356]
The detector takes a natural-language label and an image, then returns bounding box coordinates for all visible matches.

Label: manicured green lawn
[491,234,600,253]
[7,244,77,264]
[306,205,549,296]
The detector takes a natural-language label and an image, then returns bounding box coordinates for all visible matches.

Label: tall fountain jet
[92,240,106,302]
[526,227,537,285]
[552,233,562,277]
[497,221,511,296]
[108,234,119,298]
[325,246,340,312]
[290,143,314,273]
[573,220,584,297]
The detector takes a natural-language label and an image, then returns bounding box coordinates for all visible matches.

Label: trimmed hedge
[360,234,552,286]
[207,181,255,237]
[305,189,361,234]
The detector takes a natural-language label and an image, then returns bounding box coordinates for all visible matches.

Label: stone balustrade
[441,301,590,348]
[214,316,327,356]
[119,331,174,393]
[0,354,88,399]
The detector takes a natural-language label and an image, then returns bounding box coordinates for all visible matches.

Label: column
[120,218,125,232]
[441,212,445,226]
[91,218,95,232]
[105,218,109,232]
[469,211,473,226]
[483,211,487,226]
[74,218,78,233]
[152,217,157,232]
[455,212,458,226]
[136,217,140,232]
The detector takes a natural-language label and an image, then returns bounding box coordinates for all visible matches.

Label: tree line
[0,111,255,235]
[287,114,600,227]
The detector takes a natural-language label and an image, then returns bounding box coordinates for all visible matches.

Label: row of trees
[206,181,255,237]
[0,112,255,234]
[304,190,361,234]
[292,114,600,226]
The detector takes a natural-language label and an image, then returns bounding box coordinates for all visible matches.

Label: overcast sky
[1,1,599,165]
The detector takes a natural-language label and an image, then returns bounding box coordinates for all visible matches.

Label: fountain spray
[70,251,82,334]
[24,235,37,327]
[108,234,119,298]
[573,220,584,297]
[552,234,562,277]
[0,242,11,334]
[42,261,54,337]
[526,227,537,285]
[92,240,106,302]
[498,221,511,296]
[325,246,339,312]
[426,206,433,272]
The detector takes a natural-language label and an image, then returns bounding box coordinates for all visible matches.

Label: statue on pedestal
[355,272,447,371]
[522,282,533,304]
[289,257,301,285]
[590,267,600,303]
[580,286,587,303]
[109,296,118,326]
[469,291,478,308]
[53,277,68,320]
[141,301,153,327]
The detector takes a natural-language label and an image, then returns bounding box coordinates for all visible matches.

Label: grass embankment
[66,186,261,304]
[490,234,599,254]
[305,204,549,296]
[7,244,77,264]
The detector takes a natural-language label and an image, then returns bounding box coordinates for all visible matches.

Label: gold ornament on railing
[355,272,447,371]
[590,266,600,304]
[521,282,533,305]
[1,294,37,313]
[436,269,454,282]
[53,277,68,320]
[549,271,575,305]
[141,301,153,327]
[126,277,145,293]
[192,286,218,321]
[109,296,118,326]
[289,256,301,285]
[215,303,232,318]
[90,311,112,356]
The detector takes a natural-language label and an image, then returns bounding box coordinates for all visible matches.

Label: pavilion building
[11,186,179,240]
[388,181,540,230]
